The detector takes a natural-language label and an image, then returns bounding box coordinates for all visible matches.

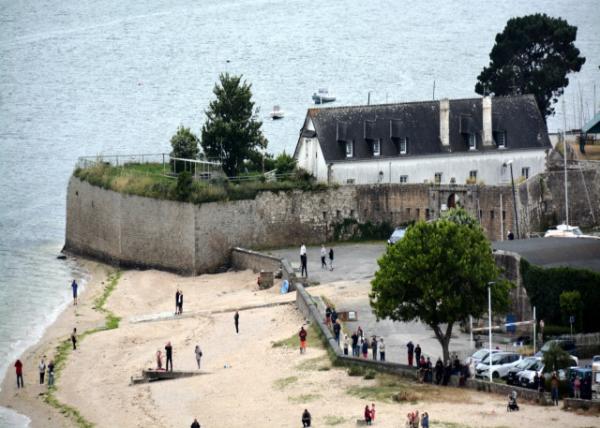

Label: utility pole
[563,98,569,226]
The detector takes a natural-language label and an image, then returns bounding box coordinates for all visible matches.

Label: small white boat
[312,88,336,104]
[270,105,285,120]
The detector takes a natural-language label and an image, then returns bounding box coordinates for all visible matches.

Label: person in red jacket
[364,404,372,425]
[15,359,23,388]
[299,326,307,354]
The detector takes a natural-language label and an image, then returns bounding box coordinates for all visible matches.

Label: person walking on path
[371,336,378,360]
[234,311,240,334]
[15,359,23,388]
[156,350,163,370]
[333,321,341,346]
[320,245,327,269]
[331,308,338,325]
[71,279,78,306]
[301,409,312,427]
[328,247,334,271]
[177,290,184,315]
[191,418,201,428]
[415,344,422,365]
[165,342,173,371]
[299,326,308,354]
[38,356,46,384]
[379,338,386,361]
[300,243,308,277]
[47,360,55,387]
[351,332,359,357]
[343,334,349,355]
[195,345,203,369]
[325,306,332,327]
[551,372,559,405]
[175,289,181,315]
[71,328,77,350]
[364,404,372,425]
[407,341,415,366]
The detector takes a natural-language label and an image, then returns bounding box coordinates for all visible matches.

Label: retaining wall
[230,247,298,291]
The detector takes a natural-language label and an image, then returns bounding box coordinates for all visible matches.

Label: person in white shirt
[379,338,386,361]
[38,356,46,384]
[320,245,327,269]
[300,243,308,277]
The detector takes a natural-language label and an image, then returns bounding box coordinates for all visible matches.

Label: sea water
[1,0,598,425]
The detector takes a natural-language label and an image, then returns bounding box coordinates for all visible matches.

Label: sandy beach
[1,263,598,427]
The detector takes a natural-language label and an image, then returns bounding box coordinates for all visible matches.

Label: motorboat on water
[270,105,285,120]
[312,88,336,104]
[544,224,599,239]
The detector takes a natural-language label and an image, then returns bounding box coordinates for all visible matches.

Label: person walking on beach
[47,360,55,387]
[71,279,78,306]
[320,245,327,269]
[364,404,372,425]
[328,247,334,271]
[299,326,307,354]
[175,289,180,315]
[421,411,429,428]
[165,342,173,371]
[15,359,23,388]
[370,403,376,422]
[300,243,308,277]
[156,349,163,370]
[195,345,203,369]
[301,408,312,427]
[38,356,46,384]
[407,341,414,366]
[234,311,239,334]
[178,290,184,315]
[191,418,201,428]
[71,328,77,350]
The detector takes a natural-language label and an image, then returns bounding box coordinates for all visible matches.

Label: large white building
[293,95,551,186]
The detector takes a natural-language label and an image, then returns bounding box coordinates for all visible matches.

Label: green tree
[174,171,193,202]
[201,73,267,177]
[542,342,574,373]
[170,126,200,159]
[475,14,585,118]
[370,210,511,362]
[559,290,582,331]
[274,151,296,175]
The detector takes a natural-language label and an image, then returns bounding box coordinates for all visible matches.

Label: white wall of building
[295,137,328,181]
[328,149,547,186]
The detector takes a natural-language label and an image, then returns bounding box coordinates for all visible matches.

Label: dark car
[506,357,540,386]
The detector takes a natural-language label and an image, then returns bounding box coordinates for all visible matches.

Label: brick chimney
[482,96,493,147]
[440,98,450,147]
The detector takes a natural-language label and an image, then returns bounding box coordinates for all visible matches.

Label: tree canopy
[475,14,585,118]
[370,209,511,362]
[170,125,200,160]
[201,73,267,177]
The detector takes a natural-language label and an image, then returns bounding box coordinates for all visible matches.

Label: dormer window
[345,140,353,158]
[468,134,476,150]
[400,137,408,155]
[494,131,506,148]
[373,139,381,157]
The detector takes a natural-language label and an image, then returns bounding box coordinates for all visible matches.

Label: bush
[170,126,200,173]
[347,366,366,376]
[364,370,377,380]
[174,171,193,201]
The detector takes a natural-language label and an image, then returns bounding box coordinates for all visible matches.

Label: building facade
[294,95,551,186]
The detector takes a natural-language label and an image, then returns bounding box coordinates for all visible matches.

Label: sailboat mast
[562,98,569,227]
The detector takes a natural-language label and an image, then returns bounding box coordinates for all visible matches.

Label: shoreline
[0,259,115,427]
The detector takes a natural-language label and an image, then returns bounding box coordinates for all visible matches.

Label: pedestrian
[320,245,327,269]
[442,361,452,386]
[156,349,163,370]
[351,331,359,357]
[421,411,429,428]
[71,279,78,306]
[325,306,332,327]
[299,326,308,354]
[361,338,369,359]
[178,290,183,315]
[371,336,378,361]
[300,243,308,277]
[15,359,23,389]
[71,328,77,350]
[371,403,376,422]
[328,247,334,271]
[343,334,349,355]
[333,321,341,346]
[191,418,201,428]
[165,342,173,371]
[434,358,443,385]
[47,360,55,387]
[331,308,338,325]
[573,376,581,399]
[38,356,46,384]
[426,357,433,383]
[364,404,372,425]
[407,341,414,366]
[357,325,363,340]
[302,409,312,427]
[551,372,559,405]
[175,289,180,315]
[379,338,386,361]
[195,345,202,369]
[507,230,514,240]
[415,343,421,364]
[234,311,239,334]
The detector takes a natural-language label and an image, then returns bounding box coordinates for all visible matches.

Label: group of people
[175,289,184,315]
[363,403,376,425]
[13,356,56,389]
[405,410,429,428]
[299,243,335,277]
[349,328,386,361]
[156,341,174,371]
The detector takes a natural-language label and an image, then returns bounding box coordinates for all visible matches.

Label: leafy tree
[559,290,582,331]
[475,14,585,118]
[201,73,267,177]
[174,171,193,201]
[170,126,200,159]
[274,151,296,175]
[370,209,511,362]
[542,343,574,373]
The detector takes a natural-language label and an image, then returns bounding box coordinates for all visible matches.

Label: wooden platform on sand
[130,369,204,385]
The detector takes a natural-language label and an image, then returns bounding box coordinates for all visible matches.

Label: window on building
[521,167,530,179]
[346,178,355,184]
[373,139,381,157]
[406,207,411,216]
[468,134,476,150]
[400,175,408,183]
[502,210,506,220]
[345,141,353,158]
[494,131,506,148]
[469,170,477,180]
[400,137,408,155]
[490,210,495,220]
[416,208,420,218]
[434,172,442,185]
[425,209,430,220]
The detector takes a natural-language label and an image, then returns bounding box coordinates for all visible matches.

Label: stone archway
[447,193,460,209]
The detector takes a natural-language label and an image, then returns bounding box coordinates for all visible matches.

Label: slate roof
[296,95,551,162]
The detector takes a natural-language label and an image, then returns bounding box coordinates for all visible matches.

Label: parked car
[567,367,593,400]
[506,357,541,385]
[466,349,502,375]
[592,356,600,400]
[519,355,579,388]
[475,352,522,380]
[387,227,406,245]
[535,339,578,358]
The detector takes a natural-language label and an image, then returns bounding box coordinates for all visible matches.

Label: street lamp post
[504,160,520,239]
[488,281,495,383]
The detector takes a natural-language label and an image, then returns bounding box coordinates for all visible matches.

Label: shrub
[174,171,193,201]
[347,366,366,376]
[364,370,377,380]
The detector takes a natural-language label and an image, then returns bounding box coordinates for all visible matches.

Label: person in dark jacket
[415,344,421,364]
[328,247,334,270]
[333,321,341,345]
[325,306,332,327]
[165,342,173,371]
[371,336,378,360]
[351,332,359,357]
[361,339,369,358]
[435,358,444,385]
[302,409,312,427]
[191,418,201,428]
[407,341,415,366]
[234,311,240,334]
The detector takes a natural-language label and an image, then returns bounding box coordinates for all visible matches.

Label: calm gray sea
[0,0,598,425]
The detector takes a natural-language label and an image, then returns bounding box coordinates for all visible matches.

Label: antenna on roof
[432,80,436,100]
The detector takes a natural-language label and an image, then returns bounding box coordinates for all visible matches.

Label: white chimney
[440,98,450,147]
[482,96,493,147]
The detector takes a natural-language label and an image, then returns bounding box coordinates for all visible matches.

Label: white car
[475,352,522,380]
[519,356,579,388]
[466,349,503,375]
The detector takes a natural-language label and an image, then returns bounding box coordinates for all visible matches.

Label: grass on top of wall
[74,162,328,204]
